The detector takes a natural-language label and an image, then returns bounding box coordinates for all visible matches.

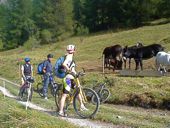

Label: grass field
[1,79,170,128]
[0,21,170,127]
[0,93,77,128]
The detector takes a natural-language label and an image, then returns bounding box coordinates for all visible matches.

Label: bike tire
[37,82,44,97]
[27,86,33,101]
[54,87,63,111]
[73,87,100,119]
[99,88,110,103]
[51,83,59,97]
[19,86,33,101]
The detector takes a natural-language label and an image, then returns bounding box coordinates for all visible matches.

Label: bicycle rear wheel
[73,87,100,119]
[37,82,44,97]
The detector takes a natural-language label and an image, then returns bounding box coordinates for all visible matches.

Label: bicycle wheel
[19,87,33,102]
[99,88,110,103]
[27,86,33,101]
[55,87,63,111]
[51,83,59,97]
[37,82,43,97]
[73,87,100,119]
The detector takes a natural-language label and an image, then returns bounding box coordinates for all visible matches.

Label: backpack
[54,56,66,78]
[37,61,45,75]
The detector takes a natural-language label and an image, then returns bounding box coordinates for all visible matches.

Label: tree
[3,0,36,49]
[157,0,170,17]
[33,0,74,42]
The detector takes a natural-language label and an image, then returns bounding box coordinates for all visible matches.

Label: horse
[155,51,170,73]
[109,58,123,71]
[122,42,143,69]
[123,43,164,70]
[102,44,122,70]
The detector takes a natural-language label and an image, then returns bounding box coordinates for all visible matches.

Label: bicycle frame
[74,77,88,104]
[55,71,100,118]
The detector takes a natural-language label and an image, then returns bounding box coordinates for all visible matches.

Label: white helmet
[66,44,75,54]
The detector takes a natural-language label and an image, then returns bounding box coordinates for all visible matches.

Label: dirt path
[0,86,126,128]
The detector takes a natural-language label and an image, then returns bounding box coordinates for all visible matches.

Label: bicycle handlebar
[76,71,86,78]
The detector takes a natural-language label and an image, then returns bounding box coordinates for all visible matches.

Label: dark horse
[123,42,143,69]
[123,43,164,70]
[103,44,123,70]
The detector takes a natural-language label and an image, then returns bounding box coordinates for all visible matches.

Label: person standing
[42,54,53,99]
[21,57,33,85]
[58,44,88,117]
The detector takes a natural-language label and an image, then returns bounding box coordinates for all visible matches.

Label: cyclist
[58,44,88,117]
[42,54,53,100]
[21,57,33,85]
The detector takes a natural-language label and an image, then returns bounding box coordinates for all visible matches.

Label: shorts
[63,78,75,94]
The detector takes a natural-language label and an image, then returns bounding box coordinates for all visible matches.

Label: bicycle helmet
[66,44,75,54]
[24,57,30,62]
[47,54,53,58]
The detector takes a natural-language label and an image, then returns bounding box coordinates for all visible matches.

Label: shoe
[80,105,88,111]
[44,97,48,100]
[58,111,67,117]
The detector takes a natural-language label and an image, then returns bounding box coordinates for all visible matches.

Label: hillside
[0,22,170,127]
[0,93,77,128]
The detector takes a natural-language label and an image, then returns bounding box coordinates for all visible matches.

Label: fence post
[102,55,105,74]
[3,81,5,98]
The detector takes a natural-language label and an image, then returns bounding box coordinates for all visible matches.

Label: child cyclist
[58,44,88,117]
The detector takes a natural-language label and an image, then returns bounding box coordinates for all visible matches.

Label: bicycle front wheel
[19,87,33,101]
[73,87,100,119]
[100,88,110,103]
[54,87,63,111]
[27,86,33,101]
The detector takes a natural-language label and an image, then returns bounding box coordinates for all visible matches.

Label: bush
[40,29,52,44]
[74,24,89,36]
[24,37,39,50]
[0,39,3,51]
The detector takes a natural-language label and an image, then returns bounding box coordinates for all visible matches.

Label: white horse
[155,51,170,73]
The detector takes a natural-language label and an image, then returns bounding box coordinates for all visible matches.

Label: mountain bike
[36,74,61,98]
[18,76,34,102]
[92,76,110,104]
[55,71,100,119]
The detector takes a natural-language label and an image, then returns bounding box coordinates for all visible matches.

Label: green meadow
[0,21,170,127]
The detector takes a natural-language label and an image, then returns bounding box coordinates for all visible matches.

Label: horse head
[136,41,143,47]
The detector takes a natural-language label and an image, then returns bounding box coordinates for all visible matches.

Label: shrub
[24,37,39,50]
[0,39,3,51]
[74,24,89,36]
[40,29,52,44]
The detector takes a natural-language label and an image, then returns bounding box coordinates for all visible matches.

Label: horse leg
[139,58,143,70]
[108,59,111,70]
[135,59,139,70]
[129,58,131,69]
[123,58,126,69]
[163,66,166,73]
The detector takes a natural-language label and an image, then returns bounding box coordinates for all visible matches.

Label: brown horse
[103,44,123,70]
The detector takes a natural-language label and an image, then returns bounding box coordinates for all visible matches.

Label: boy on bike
[42,54,53,100]
[58,44,88,117]
[21,57,33,85]
[19,57,34,100]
